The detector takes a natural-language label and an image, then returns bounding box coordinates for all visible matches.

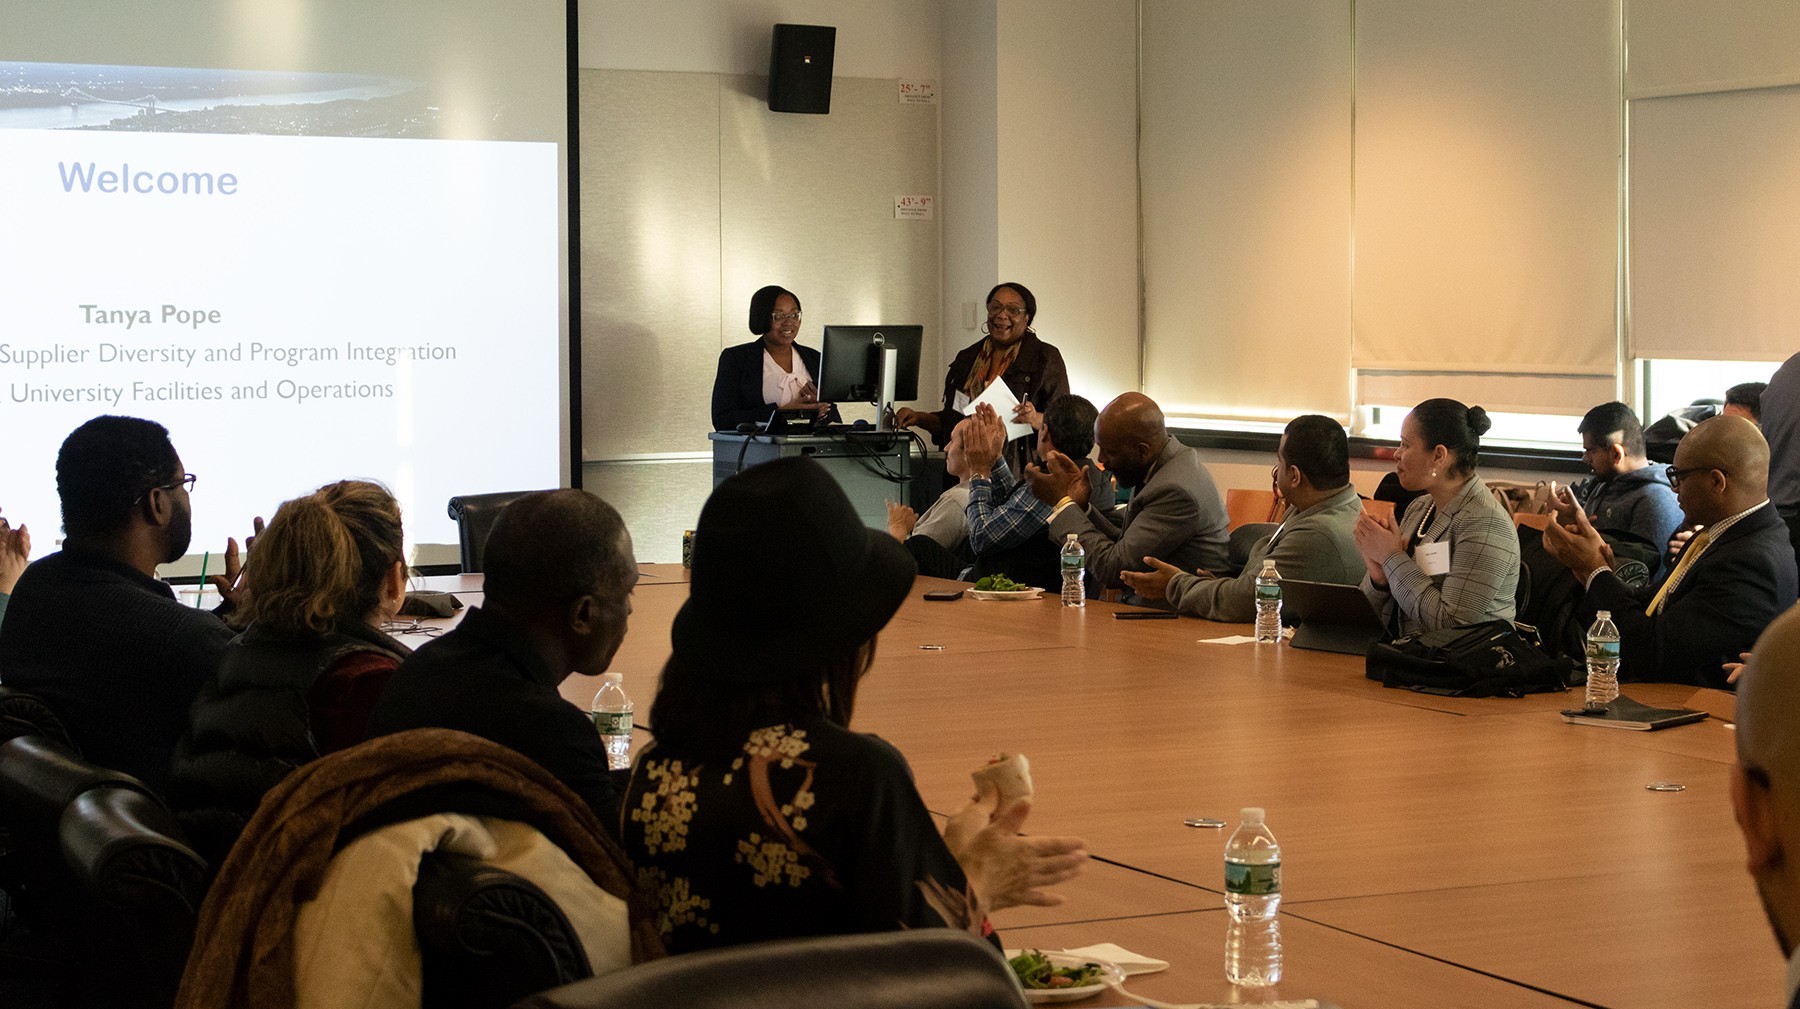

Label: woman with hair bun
[1354,398,1520,634]
[710,285,837,430]
[172,480,411,828]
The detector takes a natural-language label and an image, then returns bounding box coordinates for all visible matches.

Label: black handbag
[1365,620,1572,698]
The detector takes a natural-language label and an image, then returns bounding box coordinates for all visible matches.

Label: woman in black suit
[711,286,836,430]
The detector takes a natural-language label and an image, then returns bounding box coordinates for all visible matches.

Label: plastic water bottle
[1224,806,1283,986]
[590,673,634,771]
[1060,533,1085,608]
[1254,560,1282,643]
[1584,610,1621,711]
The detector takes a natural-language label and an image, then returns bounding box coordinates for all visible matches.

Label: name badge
[953,391,972,413]
[1415,541,1451,577]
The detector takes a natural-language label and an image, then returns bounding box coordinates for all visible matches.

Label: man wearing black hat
[365,489,637,824]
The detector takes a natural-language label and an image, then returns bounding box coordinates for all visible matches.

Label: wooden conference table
[417,567,1783,1009]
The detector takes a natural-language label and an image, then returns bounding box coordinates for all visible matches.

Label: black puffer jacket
[170,621,407,819]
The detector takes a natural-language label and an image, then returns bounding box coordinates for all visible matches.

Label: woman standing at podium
[711,285,837,430]
[892,282,1070,477]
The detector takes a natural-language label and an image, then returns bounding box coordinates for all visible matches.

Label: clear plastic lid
[1240,806,1265,825]
[600,672,624,683]
[1596,610,1611,620]
[1261,560,1277,571]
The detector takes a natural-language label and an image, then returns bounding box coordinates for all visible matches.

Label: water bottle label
[1586,640,1620,661]
[1225,861,1281,895]
[1062,555,1084,571]
[1256,584,1281,602]
[592,710,632,735]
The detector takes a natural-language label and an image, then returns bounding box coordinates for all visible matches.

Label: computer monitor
[817,324,923,431]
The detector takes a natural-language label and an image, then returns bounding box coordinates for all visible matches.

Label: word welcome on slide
[58,160,238,195]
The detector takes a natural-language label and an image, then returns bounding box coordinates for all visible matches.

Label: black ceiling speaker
[768,24,835,114]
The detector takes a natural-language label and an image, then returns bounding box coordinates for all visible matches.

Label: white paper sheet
[970,378,1033,440]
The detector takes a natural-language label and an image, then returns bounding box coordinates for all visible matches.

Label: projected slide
[0,51,566,556]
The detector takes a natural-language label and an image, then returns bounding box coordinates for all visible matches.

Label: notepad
[1560,695,1709,731]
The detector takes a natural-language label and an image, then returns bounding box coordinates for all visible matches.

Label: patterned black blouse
[621,716,994,953]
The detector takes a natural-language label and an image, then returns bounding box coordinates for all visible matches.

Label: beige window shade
[1350,0,1620,412]
[1358,371,1616,418]
[1628,85,1800,363]
[1139,0,1354,424]
[1624,0,1800,99]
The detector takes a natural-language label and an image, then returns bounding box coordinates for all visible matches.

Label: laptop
[1282,579,1388,655]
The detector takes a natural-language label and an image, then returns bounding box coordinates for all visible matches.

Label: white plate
[1005,950,1126,1004]
[969,587,1045,601]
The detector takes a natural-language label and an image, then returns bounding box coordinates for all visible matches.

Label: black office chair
[448,490,548,572]
[509,930,1028,1009]
[0,735,205,1009]
[415,851,592,1009]
[0,686,75,749]
[1226,521,1279,578]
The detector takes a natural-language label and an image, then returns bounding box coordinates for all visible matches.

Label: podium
[707,432,944,529]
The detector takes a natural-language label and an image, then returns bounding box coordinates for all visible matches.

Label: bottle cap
[600,672,624,683]
[1261,560,1276,570]
[1240,806,1264,824]
[1596,610,1610,620]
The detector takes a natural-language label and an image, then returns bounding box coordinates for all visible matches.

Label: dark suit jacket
[1048,436,1230,591]
[711,338,829,430]
[1585,503,1799,689]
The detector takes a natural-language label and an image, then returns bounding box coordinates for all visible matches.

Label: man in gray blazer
[1119,415,1364,621]
[1026,392,1228,596]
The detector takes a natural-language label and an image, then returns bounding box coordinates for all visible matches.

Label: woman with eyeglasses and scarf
[893,282,1071,479]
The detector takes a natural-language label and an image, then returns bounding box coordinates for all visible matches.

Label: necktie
[1644,528,1712,617]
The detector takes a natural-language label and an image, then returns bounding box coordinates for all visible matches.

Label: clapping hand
[943,780,1087,912]
[962,406,1008,474]
[0,508,31,597]
[1546,481,1582,525]
[208,515,264,611]
[1025,450,1087,508]
[1541,502,1614,582]
[885,500,917,542]
[779,382,831,417]
[1352,509,1406,585]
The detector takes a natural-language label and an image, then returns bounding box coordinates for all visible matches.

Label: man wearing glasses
[0,415,235,795]
[1541,416,1798,689]
[1556,402,1683,579]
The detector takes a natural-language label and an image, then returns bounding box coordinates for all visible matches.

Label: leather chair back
[0,684,77,749]
[0,735,203,1008]
[415,850,592,1009]
[447,491,546,573]
[509,930,1028,1009]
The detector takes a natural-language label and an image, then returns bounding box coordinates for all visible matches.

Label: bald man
[1732,604,1800,1007]
[1544,416,1798,688]
[1025,392,1228,596]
